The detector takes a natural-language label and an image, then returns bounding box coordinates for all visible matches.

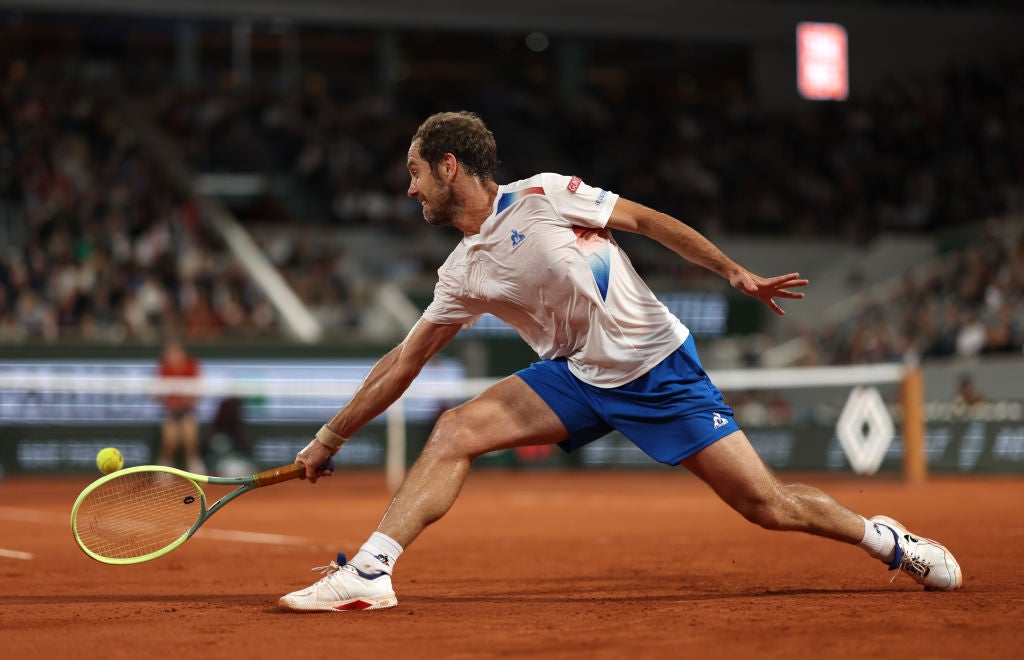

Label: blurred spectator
[950,373,987,420]
[953,374,985,406]
[955,310,987,358]
[203,396,254,477]
[156,339,205,473]
[726,390,794,426]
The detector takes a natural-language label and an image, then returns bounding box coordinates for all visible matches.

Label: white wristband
[315,424,348,451]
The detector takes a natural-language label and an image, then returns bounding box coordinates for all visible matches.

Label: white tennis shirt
[423,173,689,387]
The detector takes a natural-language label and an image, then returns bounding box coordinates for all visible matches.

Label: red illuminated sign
[797,22,848,101]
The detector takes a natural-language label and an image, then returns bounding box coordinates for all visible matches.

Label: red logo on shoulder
[567,176,582,193]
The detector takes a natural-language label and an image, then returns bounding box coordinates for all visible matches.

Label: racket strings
[74,471,203,560]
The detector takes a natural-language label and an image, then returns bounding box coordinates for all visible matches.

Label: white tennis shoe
[279,555,398,612]
[870,515,962,591]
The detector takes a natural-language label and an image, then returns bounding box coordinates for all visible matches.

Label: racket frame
[71,462,308,564]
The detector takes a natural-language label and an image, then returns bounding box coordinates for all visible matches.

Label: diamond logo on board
[835,386,895,475]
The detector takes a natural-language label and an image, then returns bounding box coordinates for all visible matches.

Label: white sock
[858,517,896,564]
[350,532,404,575]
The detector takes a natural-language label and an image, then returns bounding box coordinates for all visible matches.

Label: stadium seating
[0,16,1020,367]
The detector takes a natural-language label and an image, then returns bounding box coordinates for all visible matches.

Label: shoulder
[435,241,469,278]
[533,173,606,200]
[499,173,572,193]
[496,173,582,206]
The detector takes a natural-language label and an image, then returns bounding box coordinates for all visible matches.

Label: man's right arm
[297,318,462,479]
[606,197,808,316]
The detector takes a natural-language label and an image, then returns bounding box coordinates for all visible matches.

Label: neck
[452,179,500,236]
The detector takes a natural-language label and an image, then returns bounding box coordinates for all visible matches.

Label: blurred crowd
[147,47,1024,244]
[0,36,1022,364]
[0,72,281,342]
[801,224,1024,365]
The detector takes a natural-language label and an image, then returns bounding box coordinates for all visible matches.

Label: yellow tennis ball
[96,447,124,474]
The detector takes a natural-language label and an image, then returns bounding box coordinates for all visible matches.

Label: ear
[440,152,459,182]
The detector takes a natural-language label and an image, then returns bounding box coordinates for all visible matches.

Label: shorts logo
[712,412,728,430]
[567,175,582,193]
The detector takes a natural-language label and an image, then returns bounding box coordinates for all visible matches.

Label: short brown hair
[413,111,497,180]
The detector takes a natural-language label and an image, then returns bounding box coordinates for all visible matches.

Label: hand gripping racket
[70,459,333,564]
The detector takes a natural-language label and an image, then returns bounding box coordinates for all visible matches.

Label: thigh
[162,417,182,442]
[515,359,613,451]
[437,375,569,457]
[680,430,781,505]
[181,414,199,443]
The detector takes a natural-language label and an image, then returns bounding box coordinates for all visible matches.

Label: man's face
[407,140,456,227]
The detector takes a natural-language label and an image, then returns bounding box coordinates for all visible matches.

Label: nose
[407,180,418,198]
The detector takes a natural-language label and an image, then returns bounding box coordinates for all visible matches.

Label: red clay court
[1,469,1021,658]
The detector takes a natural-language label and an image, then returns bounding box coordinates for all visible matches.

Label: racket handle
[253,458,335,487]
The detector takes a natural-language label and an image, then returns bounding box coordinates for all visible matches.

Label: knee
[423,407,484,461]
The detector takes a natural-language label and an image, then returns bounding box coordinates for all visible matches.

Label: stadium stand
[0,72,282,342]
[0,9,1020,370]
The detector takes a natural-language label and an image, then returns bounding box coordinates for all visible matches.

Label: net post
[386,398,406,492]
[900,367,927,484]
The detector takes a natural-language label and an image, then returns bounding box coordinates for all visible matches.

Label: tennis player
[280,111,961,612]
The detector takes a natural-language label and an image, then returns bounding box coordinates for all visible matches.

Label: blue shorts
[515,335,739,465]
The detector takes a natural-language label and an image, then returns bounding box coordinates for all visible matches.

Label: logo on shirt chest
[510,229,527,249]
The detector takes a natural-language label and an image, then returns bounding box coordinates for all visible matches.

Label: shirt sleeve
[422,271,481,328]
[541,173,619,229]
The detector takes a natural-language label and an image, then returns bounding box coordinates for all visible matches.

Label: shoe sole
[279,594,398,612]
[871,515,963,591]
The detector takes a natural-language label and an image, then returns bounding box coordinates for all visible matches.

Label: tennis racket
[70,459,333,565]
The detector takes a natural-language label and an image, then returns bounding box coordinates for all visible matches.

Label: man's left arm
[606,197,808,316]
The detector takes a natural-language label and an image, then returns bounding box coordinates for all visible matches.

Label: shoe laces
[899,548,932,578]
[901,552,933,573]
[311,560,342,577]
[311,561,360,590]
[889,539,931,584]
[310,552,349,580]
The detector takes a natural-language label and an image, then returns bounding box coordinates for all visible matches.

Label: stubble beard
[422,179,460,227]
